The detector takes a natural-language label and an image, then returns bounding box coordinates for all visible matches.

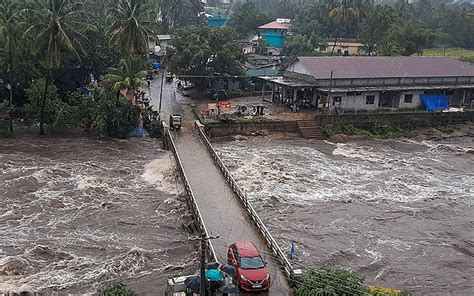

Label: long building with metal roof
[260,56,474,112]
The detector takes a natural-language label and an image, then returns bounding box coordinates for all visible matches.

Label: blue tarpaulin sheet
[420,94,448,112]
[151,62,161,69]
[128,127,144,137]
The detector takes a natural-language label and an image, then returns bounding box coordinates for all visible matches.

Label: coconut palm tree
[0,0,22,133]
[25,0,88,135]
[109,0,157,56]
[104,57,147,103]
[328,0,361,55]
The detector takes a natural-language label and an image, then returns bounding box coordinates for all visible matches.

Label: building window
[366,95,375,104]
[404,94,413,103]
[320,45,327,52]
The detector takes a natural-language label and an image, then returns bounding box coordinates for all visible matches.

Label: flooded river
[214,135,474,295]
[0,132,197,294]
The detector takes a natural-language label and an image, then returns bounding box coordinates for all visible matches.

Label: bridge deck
[150,77,290,295]
[174,132,290,295]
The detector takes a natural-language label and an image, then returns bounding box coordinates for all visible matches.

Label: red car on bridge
[227,241,270,292]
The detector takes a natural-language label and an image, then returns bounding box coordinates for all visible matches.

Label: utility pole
[158,70,164,116]
[189,233,219,295]
[325,70,333,121]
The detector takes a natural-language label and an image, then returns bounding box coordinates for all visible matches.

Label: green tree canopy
[109,0,157,55]
[104,57,147,97]
[25,0,89,134]
[228,1,272,38]
[168,26,244,89]
[284,34,321,57]
[157,0,204,32]
[360,5,396,55]
[390,24,436,56]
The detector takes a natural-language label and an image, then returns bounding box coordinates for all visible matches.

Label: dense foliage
[168,26,244,89]
[294,267,367,296]
[295,267,414,296]
[0,0,203,136]
[99,282,136,296]
[228,2,273,38]
[322,123,410,138]
[229,0,474,57]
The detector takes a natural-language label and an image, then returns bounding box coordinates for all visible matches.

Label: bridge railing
[164,125,218,263]
[194,121,301,281]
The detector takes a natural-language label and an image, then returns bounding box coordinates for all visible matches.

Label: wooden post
[462,89,466,107]
[271,83,275,102]
[261,80,266,101]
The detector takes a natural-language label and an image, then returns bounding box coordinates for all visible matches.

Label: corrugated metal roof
[258,21,290,30]
[318,84,474,92]
[296,56,474,79]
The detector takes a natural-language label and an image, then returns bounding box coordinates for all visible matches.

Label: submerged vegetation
[294,267,413,296]
[323,123,410,138]
[99,282,136,296]
[323,122,463,138]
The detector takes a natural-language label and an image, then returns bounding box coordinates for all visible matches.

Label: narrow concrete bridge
[154,79,298,295]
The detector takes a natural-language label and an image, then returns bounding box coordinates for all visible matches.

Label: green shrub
[24,79,78,128]
[67,88,141,138]
[99,282,136,296]
[0,117,10,137]
[322,123,409,138]
[294,268,367,296]
[146,120,163,138]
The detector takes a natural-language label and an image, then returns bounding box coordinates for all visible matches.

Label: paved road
[148,74,291,295]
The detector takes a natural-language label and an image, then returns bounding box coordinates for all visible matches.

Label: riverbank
[326,122,474,143]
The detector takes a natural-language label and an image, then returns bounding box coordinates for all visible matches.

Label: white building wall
[148,38,156,52]
[398,91,422,109]
[334,91,380,111]
[288,61,310,75]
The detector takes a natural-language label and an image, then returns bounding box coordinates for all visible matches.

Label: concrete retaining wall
[205,120,299,137]
[316,111,474,127]
[203,112,473,137]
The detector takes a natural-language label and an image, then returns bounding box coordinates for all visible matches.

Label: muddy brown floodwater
[214,135,474,296]
[0,131,197,295]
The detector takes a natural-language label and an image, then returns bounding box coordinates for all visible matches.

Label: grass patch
[323,123,410,138]
[421,48,474,63]
[422,47,474,58]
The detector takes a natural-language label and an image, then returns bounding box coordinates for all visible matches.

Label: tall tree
[228,1,272,38]
[0,0,22,133]
[168,27,244,89]
[360,5,394,55]
[109,0,157,56]
[390,23,436,56]
[25,0,88,135]
[328,0,361,55]
[157,0,203,32]
[103,57,147,100]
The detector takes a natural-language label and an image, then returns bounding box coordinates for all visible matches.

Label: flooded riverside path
[214,135,474,295]
[0,132,197,294]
